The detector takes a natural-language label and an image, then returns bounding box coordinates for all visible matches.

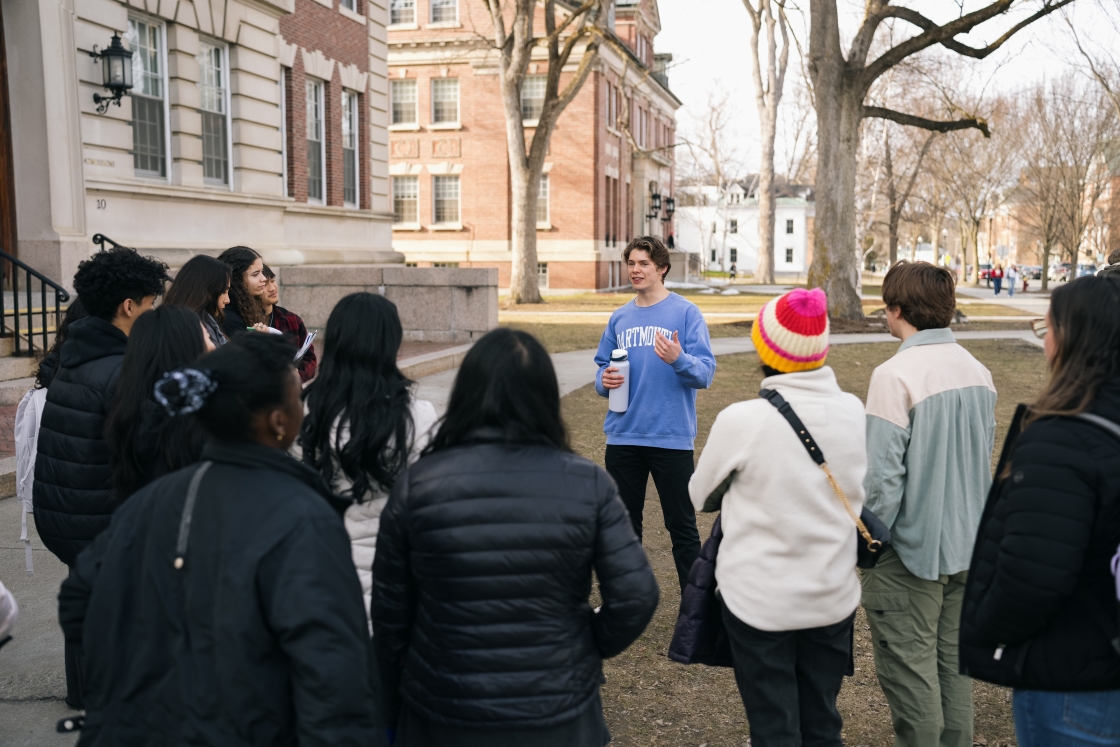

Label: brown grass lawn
[561,340,1050,747]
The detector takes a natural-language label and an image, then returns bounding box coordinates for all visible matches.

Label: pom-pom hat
[751,288,830,373]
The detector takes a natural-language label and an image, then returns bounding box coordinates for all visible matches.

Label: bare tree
[883,131,937,265]
[1064,2,1120,118]
[483,0,606,304]
[780,77,818,186]
[742,0,793,284]
[806,0,1076,319]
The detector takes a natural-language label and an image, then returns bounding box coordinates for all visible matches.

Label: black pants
[604,445,700,592]
[721,600,854,747]
[65,566,84,709]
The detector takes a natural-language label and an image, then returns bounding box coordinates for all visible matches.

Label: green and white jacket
[864,328,997,581]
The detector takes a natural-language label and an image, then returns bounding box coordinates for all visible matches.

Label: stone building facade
[1,0,397,289]
[386,0,679,291]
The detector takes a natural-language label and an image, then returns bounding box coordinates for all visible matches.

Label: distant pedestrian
[961,275,1120,746]
[217,246,268,338]
[299,293,437,630]
[164,254,231,347]
[372,328,658,747]
[261,265,317,381]
[596,236,715,592]
[992,263,1005,295]
[862,261,997,747]
[105,305,210,503]
[1006,264,1019,297]
[34,247,169,709]
[729,262,738,281]
[59,334,382,746]
[690,288,867,747]
[1099,248,1120,276]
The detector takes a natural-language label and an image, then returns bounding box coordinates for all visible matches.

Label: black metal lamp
[90,34,133,114]
[662,196,675,222]
[651,191,662,213]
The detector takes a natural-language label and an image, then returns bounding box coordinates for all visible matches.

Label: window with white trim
[280,68,290,196]
[390,0,415,24]
[197,40,229,186]
[342,90,359,207]
[786,218,795,234]
[127,18,167,178]
[432,78,459,124]
[785,247,794,263]
[341,0,356,11]
[538,262,549,289]
[730,248,738,263]
[431,0,458,23]
[433,175,460,224]
[306,79,324,202]
[521,75,546,121]
[393,176,418,223]
[537,174,549,224]
[391,80,417,125]
[729,219,738,234]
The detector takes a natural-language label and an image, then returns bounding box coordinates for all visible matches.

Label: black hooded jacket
[34,317,128,566]
[960,378,1120,691]
[371,431,659,730]
[58,440,385,747]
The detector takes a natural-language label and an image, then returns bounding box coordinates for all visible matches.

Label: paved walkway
[419,329,1043,414]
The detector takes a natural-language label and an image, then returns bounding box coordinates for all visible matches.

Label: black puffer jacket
[371,431,659,729]
[59,440,385,747]
[34,317,127,566]
[960,379,1120,691]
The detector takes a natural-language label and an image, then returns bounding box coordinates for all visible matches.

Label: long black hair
[165,255,231,322]
[106,305,208,499]
[217,246,265,326]
[34,299,87,390]
[1028,275,1120,424]
[425,327,569,454]
[300,293,414,500]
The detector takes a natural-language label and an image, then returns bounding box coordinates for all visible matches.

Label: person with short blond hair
[862,261,998,747]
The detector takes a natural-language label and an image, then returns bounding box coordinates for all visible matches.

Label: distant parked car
[1050,262,1073,282]
[978,264,992,280]
[1076,264,1098,278]
[1027,265,1043,280]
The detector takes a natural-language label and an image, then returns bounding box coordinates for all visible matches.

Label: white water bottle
[608,349,630,413]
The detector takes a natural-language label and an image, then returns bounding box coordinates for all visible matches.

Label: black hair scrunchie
[154,368,218,416]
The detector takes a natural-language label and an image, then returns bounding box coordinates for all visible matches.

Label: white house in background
[676,178,815,276]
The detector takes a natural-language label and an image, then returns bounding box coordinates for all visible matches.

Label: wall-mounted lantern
[90,34,133,114]
[662,196,675,222]
[647,190,662,222]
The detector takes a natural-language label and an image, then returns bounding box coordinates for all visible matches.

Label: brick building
[0,0,396,287]
[387,0,680,291]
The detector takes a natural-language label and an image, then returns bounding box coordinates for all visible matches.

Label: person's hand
[601,366,625,390]
[655,331,682,364]
[252,323,270,333]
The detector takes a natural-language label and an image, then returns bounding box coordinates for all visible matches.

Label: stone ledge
[398,343,473,380]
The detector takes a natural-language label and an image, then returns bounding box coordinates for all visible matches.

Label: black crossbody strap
[758,388,826,466]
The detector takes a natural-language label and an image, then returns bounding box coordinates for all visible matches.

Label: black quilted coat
[371,430,659,730]
[34,317,127,566]
[960,379,1120,691]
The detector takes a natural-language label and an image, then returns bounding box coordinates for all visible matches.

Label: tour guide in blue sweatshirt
[595,236,716,592]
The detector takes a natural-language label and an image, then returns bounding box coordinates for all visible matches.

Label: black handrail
[92,233,129,252]
[0,248,71,357]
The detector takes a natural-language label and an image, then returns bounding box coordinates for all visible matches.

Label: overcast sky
[656,0,1116,174]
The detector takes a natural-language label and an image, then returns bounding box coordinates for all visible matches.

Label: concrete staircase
[0,334,39,405]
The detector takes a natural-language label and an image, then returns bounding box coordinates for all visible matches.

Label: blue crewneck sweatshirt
[594,293,716,450]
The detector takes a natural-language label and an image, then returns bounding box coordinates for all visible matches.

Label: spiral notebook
[294,330,317,361]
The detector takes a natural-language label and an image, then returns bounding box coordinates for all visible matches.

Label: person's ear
[267,408,288,442]
[118,298,135,320]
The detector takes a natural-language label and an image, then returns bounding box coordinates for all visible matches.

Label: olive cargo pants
[860,547,972,747]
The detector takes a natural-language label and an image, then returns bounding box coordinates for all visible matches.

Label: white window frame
[538,262,549,289]
[340,0,356,10]
[389,0,417,26]
[390,79,418,127]
[127,15,171,184]
[305,78,326,205]
[280,68,290,197]
[521,75,546,124]
[342,89,360,208]
[430,0,459,25]
[392,175,419,227]
[786,218,795,235]
[431,78,460,127]
[197,38,233,190]
[432,174,461,227]
[729,218,738,235]
[536,173,550,228]
[785,247,795,263]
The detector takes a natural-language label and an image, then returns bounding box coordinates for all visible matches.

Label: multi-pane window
[393,176,418,223]
[341,0,356,10]
[729,219,738,234]
[521,76,546,121]
[127,18,166,177]
[730,248,738,263]
[342,90,359,207]
[433,175,460,224]
[390,0,415,24]
[390,80,417,125]
[786,248,794,263]
[537,174,549,224]
[431,0,458,23]
[197,41,228,186]
[786,218,795,234]
[432,78,459,124]
[538,262,549,289]
[306,80,324,202]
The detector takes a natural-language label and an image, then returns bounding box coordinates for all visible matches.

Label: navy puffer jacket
[371,430,659,729]
[33,317,127,566]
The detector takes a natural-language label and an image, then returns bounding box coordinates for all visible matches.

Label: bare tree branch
[863,106,991,137]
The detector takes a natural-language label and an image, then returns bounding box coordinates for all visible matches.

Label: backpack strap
[174,461,213,571]
[759,388,881,556]
[1074,413,1120,443]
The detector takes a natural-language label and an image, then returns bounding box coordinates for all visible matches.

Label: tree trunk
[884,137,898,266]
[509,158,543,303]
[807,87,864,319]
[756,121,777,284]
[1040,244,1051,291]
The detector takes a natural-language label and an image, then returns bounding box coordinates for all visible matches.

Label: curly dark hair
[217,246,266,327]
[73,248,170,321]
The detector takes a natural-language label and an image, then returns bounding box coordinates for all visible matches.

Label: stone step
[0,377,34,405]
[0,357,36,382]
